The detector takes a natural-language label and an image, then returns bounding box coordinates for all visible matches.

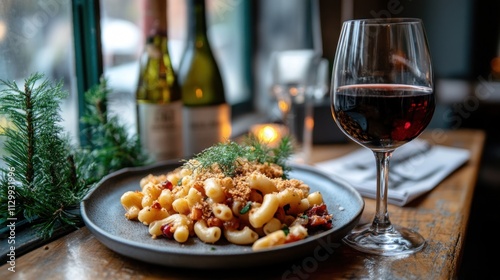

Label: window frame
[71,0,104,145]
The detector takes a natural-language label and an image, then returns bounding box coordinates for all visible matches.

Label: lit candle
[250,123,287,147]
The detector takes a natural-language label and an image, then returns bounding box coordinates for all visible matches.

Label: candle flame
[251,124,285,147]
[258,125,279,143]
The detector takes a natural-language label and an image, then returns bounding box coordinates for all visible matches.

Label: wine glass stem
[372,151,394,233]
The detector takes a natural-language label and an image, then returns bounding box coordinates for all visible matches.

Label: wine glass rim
[344,18,423,25]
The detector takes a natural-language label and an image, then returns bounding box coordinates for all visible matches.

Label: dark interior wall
[398,0,474,80]
[471,0,500,79]
[317,0,342,62]
[348,0,500,81]
[318,0,385,63]
[257,0,499,82]
[259,0,477,79]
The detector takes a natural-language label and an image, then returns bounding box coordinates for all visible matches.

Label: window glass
[99,0,142,132]
[206,0,251,105]
[0,0,77,153]
[100,0,251,134]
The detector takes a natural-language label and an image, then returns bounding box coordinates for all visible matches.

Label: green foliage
[77,77,150,185]
[0,73,150,239]
[0,73,86,238]
[184,134,293,178]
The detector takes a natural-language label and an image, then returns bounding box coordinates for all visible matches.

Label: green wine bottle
[136,0,183,161]
[178,0,231,157]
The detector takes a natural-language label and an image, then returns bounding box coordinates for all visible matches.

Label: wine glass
[331,18,435,255]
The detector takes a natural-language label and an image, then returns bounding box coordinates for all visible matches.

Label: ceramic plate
[81,161,364,269]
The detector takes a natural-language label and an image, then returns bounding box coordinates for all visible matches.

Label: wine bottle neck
[186,0,209,42]
[143,0,168,36]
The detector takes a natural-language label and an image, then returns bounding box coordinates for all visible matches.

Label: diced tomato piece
[160,180,173,191]
[161,224,174,239]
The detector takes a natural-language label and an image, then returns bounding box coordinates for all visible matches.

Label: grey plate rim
[80,160,364,269]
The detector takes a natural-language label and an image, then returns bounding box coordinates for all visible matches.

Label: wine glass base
[342,223,426,256]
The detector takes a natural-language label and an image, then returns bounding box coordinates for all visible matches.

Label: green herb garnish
[239,201,252,215]
[182,134,293,178]
[282,225,290,236]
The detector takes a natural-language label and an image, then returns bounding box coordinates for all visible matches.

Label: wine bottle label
[183,104,231,157]
[137,101,183,161]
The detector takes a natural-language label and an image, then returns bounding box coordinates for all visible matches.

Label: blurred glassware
[254,0,323,117]
[269,49,325,164]
[312,58,330,100]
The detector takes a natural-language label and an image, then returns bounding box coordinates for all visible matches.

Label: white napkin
[315,140,471,206]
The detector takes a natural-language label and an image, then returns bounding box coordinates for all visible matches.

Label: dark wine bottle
[136,0,183,161]
[178,0,231,157]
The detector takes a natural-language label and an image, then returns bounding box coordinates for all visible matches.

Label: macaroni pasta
[120,157,333,251]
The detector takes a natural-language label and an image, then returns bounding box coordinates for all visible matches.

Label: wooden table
[1,129,485,280]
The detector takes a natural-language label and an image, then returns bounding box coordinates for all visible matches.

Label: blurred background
[0,0,498,277]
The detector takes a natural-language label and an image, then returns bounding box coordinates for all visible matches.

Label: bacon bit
[151,202,162,210]
[306,204,328,216]
[160,180,173,191]
[285,232,304,243]
[192,183,205,196]
[223,217,240,231]
[305,203,333,231]
[207,217,223,228]
[274,206,286,221]
[309,216,329,227]
[190,207,203,221]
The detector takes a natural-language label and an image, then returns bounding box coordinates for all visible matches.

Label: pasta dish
[120,138,332,251]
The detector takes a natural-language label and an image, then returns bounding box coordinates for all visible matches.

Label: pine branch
[0,73,89,238]
[0,73,152,239]
[0,73,149,238]
[77,76,151,185]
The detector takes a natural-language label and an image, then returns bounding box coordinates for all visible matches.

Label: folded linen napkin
[315,139,471,206]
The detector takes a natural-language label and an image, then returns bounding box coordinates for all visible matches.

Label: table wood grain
[1,129,485,280]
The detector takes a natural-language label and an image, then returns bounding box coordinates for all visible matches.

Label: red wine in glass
[332,18,433,256]
[333,84,435,151]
